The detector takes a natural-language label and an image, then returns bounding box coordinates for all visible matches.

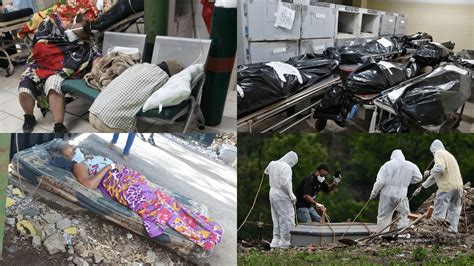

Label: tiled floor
[0,65,236,134]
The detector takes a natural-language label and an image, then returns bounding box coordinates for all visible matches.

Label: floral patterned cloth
[82,156,224,250]
[19,14,100,100]
[18,0,99,38]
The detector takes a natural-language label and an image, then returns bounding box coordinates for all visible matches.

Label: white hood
[430,139,446,154]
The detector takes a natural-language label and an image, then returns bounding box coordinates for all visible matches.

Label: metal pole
[143,0,169,63]
[0,134,11,258]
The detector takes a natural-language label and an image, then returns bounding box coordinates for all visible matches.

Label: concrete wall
[364,0,474,51]
[170,0,211,39]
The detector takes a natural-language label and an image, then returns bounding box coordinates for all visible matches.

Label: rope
[340,198,371,239]
[237,172,265,232]
[324,212,336,244]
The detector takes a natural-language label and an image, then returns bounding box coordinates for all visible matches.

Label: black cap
[317,164,329,172]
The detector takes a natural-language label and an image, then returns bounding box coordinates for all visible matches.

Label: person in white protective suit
[370,149,422,233]
[413,140,464,233]
[264,151,298,249]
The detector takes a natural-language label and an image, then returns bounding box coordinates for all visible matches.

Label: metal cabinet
[243,0,302,41]
[246,41,299,63]
[300,38,335,54]
[395,14,407,35]
[379,11,396,36]
[301,2,336,39]
[335,38,360,47]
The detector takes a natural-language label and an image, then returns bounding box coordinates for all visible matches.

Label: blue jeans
[297,207,321,223]
[111,133,136,156]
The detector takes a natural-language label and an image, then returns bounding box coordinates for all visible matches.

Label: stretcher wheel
[315,119,327,132]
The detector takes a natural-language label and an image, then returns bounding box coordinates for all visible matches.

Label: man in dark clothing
[295,164,341,223]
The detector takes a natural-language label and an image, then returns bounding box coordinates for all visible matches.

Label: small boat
[10,139,212,259]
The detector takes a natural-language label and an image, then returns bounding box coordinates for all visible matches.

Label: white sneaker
[448,228,458,234]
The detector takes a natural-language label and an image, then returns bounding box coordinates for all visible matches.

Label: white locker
[243,0,302,41]
[301,2,336,39]
[395,14,407,36]
[335,38,361,47]
[379,11,396,36]
[300,38,335,54]
[246,41,299,63]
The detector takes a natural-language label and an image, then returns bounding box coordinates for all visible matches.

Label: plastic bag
[92,0,144,31]
[143,64,204,112]
[412,42,451,67]
[395,63,471,125]
[400,32,433,49]
[346,61,408,94]
[313,85,351,127]
[237,52,339,117]
[339,37,404,64]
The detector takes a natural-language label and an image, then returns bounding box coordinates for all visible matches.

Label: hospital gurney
[9,138,212,259]
[61,34,212,133]
[237,75,341,133]
[313,70,433,132]
[0,8,33,76]
[369,68,469,133]
[91,0,144,42]
[92,11,144,43]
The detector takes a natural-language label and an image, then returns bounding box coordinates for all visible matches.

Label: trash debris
[12,188,24,198]
[16,220,37,236]
[6,197,16,208]
[64,227,79,235]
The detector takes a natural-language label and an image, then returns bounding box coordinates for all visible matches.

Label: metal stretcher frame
[370,98,466,133]
[369,72,466,133]
[93,11,145,42]
[359,50,406,62]
[237,75,342,133]
[0,16,31,76]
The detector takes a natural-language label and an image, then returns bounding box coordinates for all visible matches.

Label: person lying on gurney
[18,10,101,133]
[55,142,223,251]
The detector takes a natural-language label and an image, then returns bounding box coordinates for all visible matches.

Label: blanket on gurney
[11,139,216,258]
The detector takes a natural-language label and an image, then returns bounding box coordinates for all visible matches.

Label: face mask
[65,29,79,42]
[317,175,325,183]
[73,147,85,163]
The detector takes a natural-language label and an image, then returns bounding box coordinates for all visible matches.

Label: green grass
[238,248,474,266]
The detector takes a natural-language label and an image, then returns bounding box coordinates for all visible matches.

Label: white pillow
[143,63,204,112]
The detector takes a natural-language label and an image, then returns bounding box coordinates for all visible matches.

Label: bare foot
[108,142,115,149]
